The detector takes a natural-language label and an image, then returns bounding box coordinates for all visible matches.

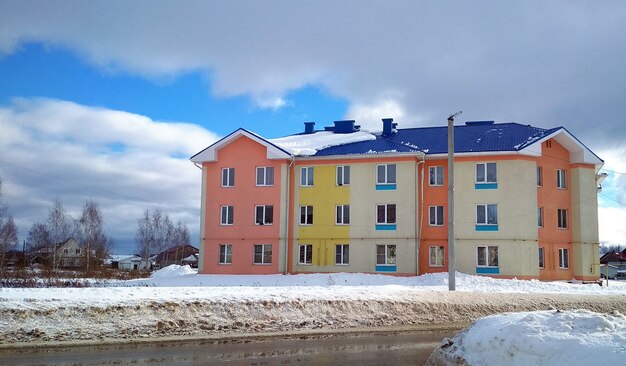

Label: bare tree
[135,209,177,268]
[78,200,110,270]
[25,222,51,252]
[0,178,18,271]
[47,197,74,270]
[171,220,191,264]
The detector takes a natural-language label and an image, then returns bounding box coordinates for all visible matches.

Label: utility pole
[448,111,461,291]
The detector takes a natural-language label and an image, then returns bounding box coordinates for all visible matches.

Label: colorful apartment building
[191,119,603,280]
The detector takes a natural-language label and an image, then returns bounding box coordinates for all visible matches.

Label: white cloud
[0,98,219,253]
[344,99,407,131]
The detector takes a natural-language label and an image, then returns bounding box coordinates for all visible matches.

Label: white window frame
[300,166,314,187]
[220,205,234,225]
[298,244,313,265]
[254,205,273,226]
[557,208,568,229]
[376,164,397,184]
[256,166,274,186]
[429,205,444,226]
[429,246,445,267]
[476,204,498,225]
[219,244,232,264]
[477,245,499,267]
[536,166,543,187]
[335,244,349,265]
[557,169,567,189]
[538,207,544,228]
[429,166,444,186]
[476,162,497,183]
[300,205,313,225]
[221,167,235,187]
[538,247,545,269]
[336,204,350,225]
[376,204,396,225]
[336,165,351,186]
[253,244,272,265]
[376,244,397,265]
[558,248,569,269]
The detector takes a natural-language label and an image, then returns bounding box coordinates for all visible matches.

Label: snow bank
[270,131,376,156]
[150,265,196,278]
[428,310,626,366]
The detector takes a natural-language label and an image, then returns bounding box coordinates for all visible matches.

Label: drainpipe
[415,153,425,275]
[284,155,295,275]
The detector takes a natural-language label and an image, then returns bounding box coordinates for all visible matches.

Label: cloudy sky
[1,1,625,254]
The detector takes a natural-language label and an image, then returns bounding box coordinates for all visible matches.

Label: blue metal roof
[314,122,563,156]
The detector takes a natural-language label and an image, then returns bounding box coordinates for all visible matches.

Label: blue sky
[1,1,626,254]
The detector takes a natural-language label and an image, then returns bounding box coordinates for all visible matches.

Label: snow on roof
[269,131,376,156]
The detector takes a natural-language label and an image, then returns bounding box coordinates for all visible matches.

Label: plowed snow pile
[1,267,625,350]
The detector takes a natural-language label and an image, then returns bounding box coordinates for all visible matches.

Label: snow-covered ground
[1,266,625,365]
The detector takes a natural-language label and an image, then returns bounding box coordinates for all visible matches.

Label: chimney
[382,118,397,136]
[333,120,358,134]
[304,122,315,134]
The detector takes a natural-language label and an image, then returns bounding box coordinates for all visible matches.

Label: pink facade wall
[201,135,285,274]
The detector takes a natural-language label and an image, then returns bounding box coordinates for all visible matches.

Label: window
[336,244,349,265]
[476,163,497,183]
[377,164,396,184]
[75,249,81,254]
[558,248,569,269]
[336,205,350,225]
[255,205,273,225]
[300,167,314,186]
[557,169,567,189]
[256,167,274,186]
[536,166,543,187]
[300,205,313,225]
[429,166,444,186]
[219,244,232,264]
[477,246,498,267]
[557,209,568,229]
[253,244,272,264]
[376,244,396,265]
[376,204,396,224]
[298,244,313,265]
[429,206,444,226]
[429,246,445,267]
[476,204,498,225]
[221,167,235,187]
[538,207,544,228]
[63,249,69,254]
[220,205,234,225]
[337,166,351,186]
[538,247,544,268]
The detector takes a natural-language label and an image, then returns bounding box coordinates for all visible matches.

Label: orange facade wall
[537,139,573,280]
[419,158,449,274]
[201,135,287,274]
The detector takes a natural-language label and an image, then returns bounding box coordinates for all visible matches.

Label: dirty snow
[428,309,626,365]
[1,268,626,357]
[270,131,376,156]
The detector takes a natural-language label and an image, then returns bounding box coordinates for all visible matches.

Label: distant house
[154,245,199,268]
[56,238,84,268]
[27,237,85,268]
[107,255,152,271]
[600,249,626,279]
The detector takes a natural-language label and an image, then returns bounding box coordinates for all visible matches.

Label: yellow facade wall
[570,167,600,279]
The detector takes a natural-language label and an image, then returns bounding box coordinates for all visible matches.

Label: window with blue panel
[475,162,497,189]
[376,164,396,190]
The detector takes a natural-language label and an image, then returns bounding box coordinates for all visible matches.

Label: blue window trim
[376,184,397,191]
[375,265,397,272]
[475,183,498,190]
[476,267,500,274]
[376,224,397,231]
[476,225,498,231]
